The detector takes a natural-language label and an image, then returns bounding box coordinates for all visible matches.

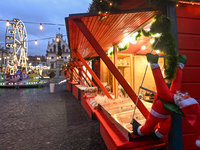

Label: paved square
[0,84,107,150]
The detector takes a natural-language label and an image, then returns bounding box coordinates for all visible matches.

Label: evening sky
[0,0,91,56]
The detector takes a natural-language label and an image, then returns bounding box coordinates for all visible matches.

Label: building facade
[46,33,70,78]
[27,55,47,67]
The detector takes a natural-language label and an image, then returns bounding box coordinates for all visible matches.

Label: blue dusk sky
[0,0,92,56]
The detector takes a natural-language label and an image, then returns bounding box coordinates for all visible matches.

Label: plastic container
[50,83,55,93]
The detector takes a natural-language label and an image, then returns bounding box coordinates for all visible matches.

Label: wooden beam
[74,60,96,87]
[73,65,86,86]
[75,51,113,99]
[73,63,90,87]
[70,66,78,82]
[113,45,118,99]
[72,18,149,118]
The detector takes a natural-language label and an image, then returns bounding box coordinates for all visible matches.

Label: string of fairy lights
[0,0,199,47]
[0,19,66,46]
[177,1,200,6]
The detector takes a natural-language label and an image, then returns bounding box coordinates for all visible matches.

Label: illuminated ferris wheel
[5,18,28,75]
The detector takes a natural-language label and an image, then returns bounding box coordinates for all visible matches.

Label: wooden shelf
[117,65,131,68]
[108,53,133,95]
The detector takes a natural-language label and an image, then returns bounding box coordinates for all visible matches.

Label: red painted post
[73,18,148,118]
[75,51,113,99]
[73,65,86,86]
[75,60,96,87]
[70,66,78,82]
[73,62,91,87]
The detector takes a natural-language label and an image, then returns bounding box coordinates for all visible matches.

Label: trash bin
[50,83,55,93]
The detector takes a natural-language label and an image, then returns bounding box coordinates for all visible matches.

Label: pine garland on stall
[117,43,129,52]
[151,14,178,81]
[137,0,178,81]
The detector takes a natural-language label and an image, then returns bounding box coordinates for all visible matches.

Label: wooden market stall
[63,0,200,149]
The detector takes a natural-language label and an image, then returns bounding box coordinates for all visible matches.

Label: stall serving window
[99,51,165,140]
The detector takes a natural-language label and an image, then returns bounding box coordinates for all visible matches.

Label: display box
[100,98,152,141]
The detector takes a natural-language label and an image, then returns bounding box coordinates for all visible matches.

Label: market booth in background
[63,1,200,149]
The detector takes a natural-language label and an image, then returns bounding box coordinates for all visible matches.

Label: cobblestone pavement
[0,84,108,150]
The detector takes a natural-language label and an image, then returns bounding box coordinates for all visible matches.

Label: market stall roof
[119,0,200,10]
[119,0,152,10]
[66,7,158,59]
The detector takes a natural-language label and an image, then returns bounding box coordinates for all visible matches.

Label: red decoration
[136,55,200,148]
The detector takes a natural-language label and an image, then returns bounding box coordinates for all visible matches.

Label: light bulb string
[0,35,67,46]
[28,35,67,42]
[0,19,65,26]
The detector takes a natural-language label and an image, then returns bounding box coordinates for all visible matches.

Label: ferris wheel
[5,18,28,75]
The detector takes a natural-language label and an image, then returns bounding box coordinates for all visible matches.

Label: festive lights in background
[0,18,66,46]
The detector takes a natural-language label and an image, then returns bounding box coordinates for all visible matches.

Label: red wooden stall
[176,3,200,149]
[63,0,200,149]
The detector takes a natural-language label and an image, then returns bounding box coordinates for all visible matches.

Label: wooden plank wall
[100,58,108,83]
[177,4,200,150]
[133,56,164,94]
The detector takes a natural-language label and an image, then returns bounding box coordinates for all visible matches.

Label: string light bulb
[141,45,146,50]
[150,38,155,44]
[156,50,160,53]
[110,2,113,6]
[6,20,10,26]
[35,40,38,45]
[39,23,43,30]
[56,38,59,42]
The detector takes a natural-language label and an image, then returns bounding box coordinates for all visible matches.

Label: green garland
[109,51,114,55]
[135,0,178,81]
[117,43,129,52]
[135,30,142,41]
[137,14,178,81]
[152,15,178,81]
[108,43,129,55]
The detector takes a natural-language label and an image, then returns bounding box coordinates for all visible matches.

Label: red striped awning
[66,8,158,59]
